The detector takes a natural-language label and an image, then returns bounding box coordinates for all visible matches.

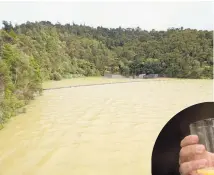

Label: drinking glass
[189,118,214,175]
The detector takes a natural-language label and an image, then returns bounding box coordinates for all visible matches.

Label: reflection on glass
[190,118,214,175]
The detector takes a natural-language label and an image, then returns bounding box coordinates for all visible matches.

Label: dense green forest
[0,21,213,125]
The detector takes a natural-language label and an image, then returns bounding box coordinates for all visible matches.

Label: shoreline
[42,76,212,90]
[43,80,144,91]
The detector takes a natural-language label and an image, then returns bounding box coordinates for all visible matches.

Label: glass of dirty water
[190,118,214,175]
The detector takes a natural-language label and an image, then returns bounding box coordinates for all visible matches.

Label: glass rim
[190,118,214,127]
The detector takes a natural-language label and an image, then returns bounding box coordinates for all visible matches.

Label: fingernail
[196,145,205,153]
[198,159,208,168]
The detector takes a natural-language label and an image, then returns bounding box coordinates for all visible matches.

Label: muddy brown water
[0,78,213,175]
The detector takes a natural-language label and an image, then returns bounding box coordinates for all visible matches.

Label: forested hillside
[0,21,213,125]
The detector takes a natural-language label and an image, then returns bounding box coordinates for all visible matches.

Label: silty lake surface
[0,78,213,175]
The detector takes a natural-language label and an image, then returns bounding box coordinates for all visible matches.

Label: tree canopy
[0,21,213,125]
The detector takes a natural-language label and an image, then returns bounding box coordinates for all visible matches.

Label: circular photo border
[151,101,214,175]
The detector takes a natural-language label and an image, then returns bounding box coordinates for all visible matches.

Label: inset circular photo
[152,102,214,175]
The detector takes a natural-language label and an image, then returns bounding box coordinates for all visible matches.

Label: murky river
[0,78,213,175]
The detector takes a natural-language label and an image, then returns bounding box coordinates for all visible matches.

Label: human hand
[179,135,214,175]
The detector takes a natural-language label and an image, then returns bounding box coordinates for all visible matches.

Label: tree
[0,21,213,125]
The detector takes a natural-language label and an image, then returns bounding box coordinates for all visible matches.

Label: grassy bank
[43,77,212,90]
[43,77,135,89]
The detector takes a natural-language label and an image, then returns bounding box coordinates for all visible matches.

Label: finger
[208,153,214,166]
[179,159,208,175]
[179,144,206,163]
[181,135,199,147]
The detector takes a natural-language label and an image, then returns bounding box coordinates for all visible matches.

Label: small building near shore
[143,74,159,79]
[138,74,146,78]
[104,73,124,79]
